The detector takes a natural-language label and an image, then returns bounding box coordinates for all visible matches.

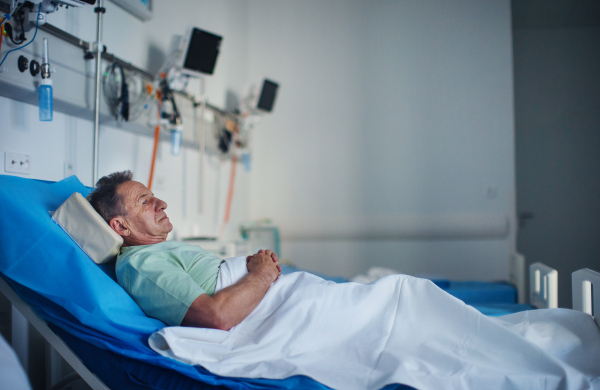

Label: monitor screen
[183,28,222,76]
[257,79,279,112]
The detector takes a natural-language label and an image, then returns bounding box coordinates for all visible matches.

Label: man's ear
[110,217,130,237]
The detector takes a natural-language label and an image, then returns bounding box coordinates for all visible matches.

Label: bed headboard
[529,262,558,309]
[572,268,600,329]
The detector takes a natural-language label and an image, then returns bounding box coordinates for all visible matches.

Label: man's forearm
[181,261,277,330]
[206,271,274,329]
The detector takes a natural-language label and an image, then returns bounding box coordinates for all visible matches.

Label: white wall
[247,0,516,280]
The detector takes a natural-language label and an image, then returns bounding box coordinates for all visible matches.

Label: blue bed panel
[280,265,347,283]
[443,281,517,305]
[281,266,518,305]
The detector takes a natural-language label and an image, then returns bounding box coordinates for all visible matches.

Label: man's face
[115,180,173,245]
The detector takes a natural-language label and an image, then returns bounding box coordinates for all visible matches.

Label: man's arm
[180,249,281,330]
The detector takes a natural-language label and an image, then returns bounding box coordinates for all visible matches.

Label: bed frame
[572,268,600,329]
[1,265,598,390]
[0,275,109,390]
[529,262,558,309]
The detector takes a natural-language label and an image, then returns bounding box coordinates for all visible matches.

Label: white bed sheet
[150,257,600,390]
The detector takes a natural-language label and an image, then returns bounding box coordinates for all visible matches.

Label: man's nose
[155,197,167,210]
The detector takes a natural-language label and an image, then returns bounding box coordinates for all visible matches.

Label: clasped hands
[246,249,282,283]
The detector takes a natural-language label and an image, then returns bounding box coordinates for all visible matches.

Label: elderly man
[87,170,281,330]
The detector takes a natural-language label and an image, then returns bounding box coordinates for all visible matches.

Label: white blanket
[149,257,600,390]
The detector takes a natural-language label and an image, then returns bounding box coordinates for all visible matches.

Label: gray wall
[514,26,600,307]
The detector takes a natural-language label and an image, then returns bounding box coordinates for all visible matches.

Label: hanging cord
[148,73,183,189]
[102,62,129,121]
[0,23,4,57]
[219,154,238,239]
[127,73,153,120]
[2,9,27,45]
[159,75,182,125]
[0,3,40,67]
[3,21,25,45]
[218,120,239,238]
[14,9,26,43]
[103,62,153,122]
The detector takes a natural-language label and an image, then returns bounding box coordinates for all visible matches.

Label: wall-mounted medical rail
[39,23,154,81]
[0,21,233,174]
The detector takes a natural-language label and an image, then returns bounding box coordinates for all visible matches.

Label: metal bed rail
[529,262,558,309]
[572,268,600,329]
[0,275,110,390]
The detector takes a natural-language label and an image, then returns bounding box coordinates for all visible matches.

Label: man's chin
[165,220,174,233]
[158,216,173,233]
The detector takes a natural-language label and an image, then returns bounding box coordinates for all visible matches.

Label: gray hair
[86,170,133,223]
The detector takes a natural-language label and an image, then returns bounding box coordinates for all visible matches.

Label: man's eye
[142,200,147,205]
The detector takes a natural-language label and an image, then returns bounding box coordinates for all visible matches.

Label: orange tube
[148,90,162,190]
[223,155,238,225]
[219,120,240,237]
[219,155,237,238]
[148,124,160,190]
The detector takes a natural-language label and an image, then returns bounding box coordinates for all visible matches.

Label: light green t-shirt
[115,241,224,326]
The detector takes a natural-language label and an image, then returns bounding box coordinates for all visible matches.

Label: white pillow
[51,192,123,264]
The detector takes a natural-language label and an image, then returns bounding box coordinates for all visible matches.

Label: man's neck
[122,236,167,247]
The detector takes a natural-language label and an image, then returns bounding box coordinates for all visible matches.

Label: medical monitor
[181,28,222,77]
[257,79,279,112]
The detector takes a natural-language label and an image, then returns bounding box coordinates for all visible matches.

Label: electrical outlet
[486,186,498,199]
[4,152,31,175]
[64,161,75,178]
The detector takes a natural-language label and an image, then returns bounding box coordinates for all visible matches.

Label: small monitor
[257,79,279,112]
[181,28,222,77]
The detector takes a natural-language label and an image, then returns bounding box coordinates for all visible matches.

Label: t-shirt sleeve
[123,259,206,326]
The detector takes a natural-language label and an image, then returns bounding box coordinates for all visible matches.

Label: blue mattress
[0,174,413,390]
[472,303,536,317]
[443,281,517,304]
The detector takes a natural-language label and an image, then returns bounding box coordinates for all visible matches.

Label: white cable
[198,77,206,214]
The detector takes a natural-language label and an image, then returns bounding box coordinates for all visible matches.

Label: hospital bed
[0,174,598,390]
